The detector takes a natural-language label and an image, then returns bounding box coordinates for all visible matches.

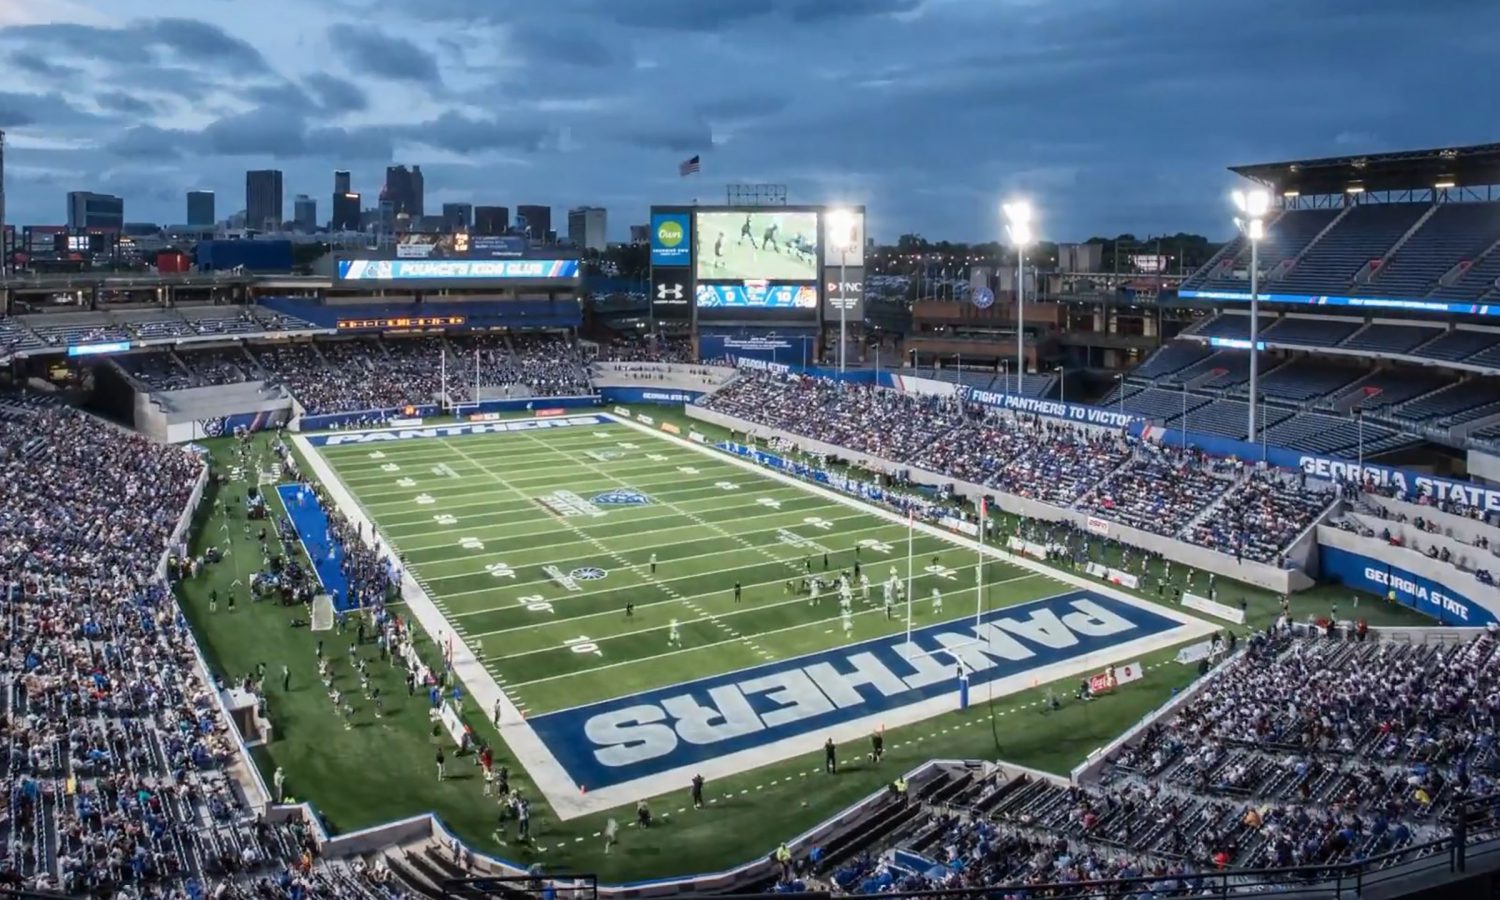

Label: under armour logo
[656,283,684,300]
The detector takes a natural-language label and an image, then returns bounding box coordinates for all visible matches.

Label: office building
[334,170,351,195]
[332,191,361,231]
[474,206,509,234]
[442,202,473,231]
[515,204,550,241]
[567,206,608,252]
[186,191,215,228]
[629,224,649,244]
[66,191,124,230]
[245,169,283,231]
[294,195,317,232]
[383,164,424,218]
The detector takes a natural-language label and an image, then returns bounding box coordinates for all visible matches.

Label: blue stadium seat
[1130,342,1212,380]
[1182,209,1339,294]
[1260,316,1363,347]
[1342,322,1442,355]
[1410,328,1500,362]
[1276,204,1428,295]
[1365,203,1500,298]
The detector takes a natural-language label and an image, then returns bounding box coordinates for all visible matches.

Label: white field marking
[332,438,722,475]
[510,429,812,584]
[391,511,884,577]
[385,504,868,563]
[433,438,781,659]
[373,492,849,553]
[349,463,771,505]
[503,573,1043,689]
[288,434,581,822]
[449,529,974,622]
[352,471,801,516]
[482,571,1042,659]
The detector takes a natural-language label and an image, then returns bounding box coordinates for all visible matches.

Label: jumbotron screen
[695,210,819,282]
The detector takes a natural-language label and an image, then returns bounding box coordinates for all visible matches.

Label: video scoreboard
[649,204,866,325]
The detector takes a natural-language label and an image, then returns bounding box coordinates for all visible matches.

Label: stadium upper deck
[1183,143,1500,309]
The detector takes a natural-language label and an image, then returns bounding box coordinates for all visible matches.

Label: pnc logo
[656,219,684,248]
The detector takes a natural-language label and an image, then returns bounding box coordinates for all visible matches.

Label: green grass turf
[175,405,1433,882]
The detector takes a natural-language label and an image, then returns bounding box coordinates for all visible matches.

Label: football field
[298,413,1214,816]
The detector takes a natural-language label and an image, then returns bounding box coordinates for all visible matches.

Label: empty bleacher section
[1260,314,1363,346]
[1185,208,1339,294]
[1277,204,1429,295]
[1367,201,1500,297]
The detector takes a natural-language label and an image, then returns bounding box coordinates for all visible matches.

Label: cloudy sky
[0,0,1495,243]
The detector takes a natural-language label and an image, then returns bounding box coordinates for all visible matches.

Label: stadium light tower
[827,208,857,374]
[1003,201,1033,388]
[1233,187,1270,447]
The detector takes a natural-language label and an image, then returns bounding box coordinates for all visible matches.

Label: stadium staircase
[1432,234,1500,300]
[1353,201,1440,285]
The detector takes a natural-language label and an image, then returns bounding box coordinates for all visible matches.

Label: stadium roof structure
[1230,142,1500,196]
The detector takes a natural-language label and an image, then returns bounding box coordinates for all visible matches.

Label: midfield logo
[593,489,651,506]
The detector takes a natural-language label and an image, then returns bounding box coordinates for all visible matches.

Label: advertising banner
[651,266,691,315]
[823,265,865,322]
[395,233,527,259]
[650,212,692,267]
[1319,544,1495,626]
[337,259,580,281]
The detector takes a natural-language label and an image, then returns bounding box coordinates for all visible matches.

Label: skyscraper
[442,202,472,231]
[474,206,508,234]
[186,191,215,227]
[332,192,361,231]
[516,204,551,241]
[334,170,351,195]
[67,191,124,229]
[383,164,424,218]
[294,195,317,232]
[567,206,608,251]
[245,169,283,231]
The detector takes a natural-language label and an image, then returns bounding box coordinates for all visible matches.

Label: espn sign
[822,266,865,322]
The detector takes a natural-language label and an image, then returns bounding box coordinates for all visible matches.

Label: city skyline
[0,0,1496,242]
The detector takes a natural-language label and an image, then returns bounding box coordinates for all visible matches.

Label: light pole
[828,209,857,375]
[1115,373,1124,414]
[1233,188,1269,445]
[1004,201,1033,395]
[1054,365,1065,405]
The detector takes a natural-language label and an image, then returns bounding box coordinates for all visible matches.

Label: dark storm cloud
[95,91,158,117]
[331,25,444,85]
[401,111,557,154]
[106,124,187,159]
[507,24,618,68]
[302,73,369,113]
[8,51,69,79]
[0,18,270,72]
[0,91,105,128]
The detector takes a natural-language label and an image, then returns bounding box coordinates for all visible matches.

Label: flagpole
[905,509,914,645]
[440,344,447,413]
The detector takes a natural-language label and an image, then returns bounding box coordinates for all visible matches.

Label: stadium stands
[1185,208,1340,294]
[704,374,1331,560]
[1367,202,1500,298]
[827,630,1496,896]
[1277,204,1429,295]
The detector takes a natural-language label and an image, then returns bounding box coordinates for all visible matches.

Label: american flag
[679,154,701,176]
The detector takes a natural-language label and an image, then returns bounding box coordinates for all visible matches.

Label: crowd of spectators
[0,395,415,897]
[1339,492,1500,588]
[705,373,1335,564]
[1189,470,1336,564]
[814,630,1500,895]
[593,333,695,364]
